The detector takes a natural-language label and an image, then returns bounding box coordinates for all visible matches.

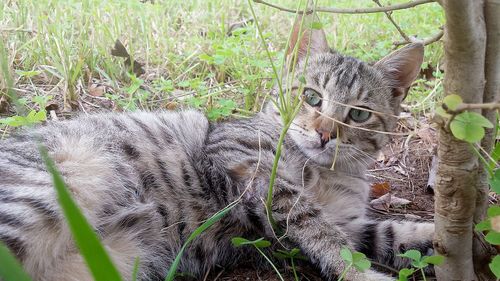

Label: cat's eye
[349,108,371,123]
[303,88,322,107]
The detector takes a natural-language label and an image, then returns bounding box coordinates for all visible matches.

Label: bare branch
[253,0,436,15]
[372,0,411,42]
[394,29,444,46]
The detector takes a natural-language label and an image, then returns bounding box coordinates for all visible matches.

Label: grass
[1,0,444,129]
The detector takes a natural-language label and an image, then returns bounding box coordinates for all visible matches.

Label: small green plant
[231,237,284,281]
[339,247,371,281]
[273,248,307,281]
[397,249,444,281]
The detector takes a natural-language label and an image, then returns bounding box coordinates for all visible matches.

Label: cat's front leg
[356,220,434,273]
[267,179,394,281]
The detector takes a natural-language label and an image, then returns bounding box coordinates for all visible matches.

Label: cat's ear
[375,43,424,100]
[287,14,329,64]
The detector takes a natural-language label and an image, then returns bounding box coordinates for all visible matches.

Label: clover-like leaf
[398,249,421,262]
[398,268,415,281]
[443,94,462,110]
[489,170,500,194]
[422,255,444,265]
[485,231,500,245]
[475,220,492,232]
[340,247,353,263]
[450,111,493,143]
[490,255,500,278]
[488,205,500,218]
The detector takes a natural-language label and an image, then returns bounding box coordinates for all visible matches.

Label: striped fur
[0,19,433,281]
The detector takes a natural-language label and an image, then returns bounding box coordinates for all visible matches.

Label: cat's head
[268,15,423,169]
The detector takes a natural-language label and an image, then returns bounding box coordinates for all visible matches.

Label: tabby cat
[0,16,434,281]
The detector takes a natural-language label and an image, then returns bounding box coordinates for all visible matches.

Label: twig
[0,27,37,34]
[372,0,411,42]
[253,0,436,15]
[443,101,500,114]
[394,29,444,46]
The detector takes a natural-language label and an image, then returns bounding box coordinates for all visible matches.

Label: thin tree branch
[452,102,500,113]
[253,0,436,14]
[372,0,411,42]
[394,29,444,46]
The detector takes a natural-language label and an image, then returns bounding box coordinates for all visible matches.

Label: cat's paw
[353,270,394,281]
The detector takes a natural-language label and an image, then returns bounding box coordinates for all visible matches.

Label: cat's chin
[300,146,337,167]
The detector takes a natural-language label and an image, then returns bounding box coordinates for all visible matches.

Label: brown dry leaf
[0,95,9,113]
[165,101,178,110]
[371,182,390,198]
[88,83,105,97]
[45,101,59,112]
[111,39,145,76]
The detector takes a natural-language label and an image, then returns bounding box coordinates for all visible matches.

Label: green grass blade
[164,202,238,281]
[131,257,140,281]
[39,146,122,281]
[0,242,33,281]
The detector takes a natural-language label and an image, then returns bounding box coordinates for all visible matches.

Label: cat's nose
[316,128,336,147]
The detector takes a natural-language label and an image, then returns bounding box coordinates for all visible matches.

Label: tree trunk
[474,2,500,279]
[434,1,486,280]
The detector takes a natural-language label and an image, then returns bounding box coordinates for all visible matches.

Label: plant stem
[420,268,427,281]
[265,122,291,228]
[255,246,285,281]
[337,264,352,281]
[291,257,299,281]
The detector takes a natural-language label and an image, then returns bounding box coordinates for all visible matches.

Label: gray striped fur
[0,18,433,281]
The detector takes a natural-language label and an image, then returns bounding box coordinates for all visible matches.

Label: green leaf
[422,255,444,265]
[131,257,140,281]
[231,237,251,247]
[488,205,500,218]
[398,249,421,262]
[411,260,428,269]
[489,142,500,172]
[340,247,353,263]
[490,170,500,194]
[39,147,122,281]
[165,202,237,281]
[298,75,306,84]
[485,231,500,245]
[450,111,493,143]
[443,94,462,110]
[489,255,500,278]
[475,220,492,231]
[310,21,323,30]
[0,241,33,281]
[231,237,270,248]
[398,268,415,281]
[353,258,371,272]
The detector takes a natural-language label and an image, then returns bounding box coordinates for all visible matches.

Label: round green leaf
[489,170,500,194]
[485,231,500,245]
[340,247,353,262]
[489,255,500,278]
[488,205,500,218]
[443,94,462,110]
[475,220,492,231]
[398,249,421,262]
[353,258,371,272]
[450,112,488,143]
[398,268,415,281]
